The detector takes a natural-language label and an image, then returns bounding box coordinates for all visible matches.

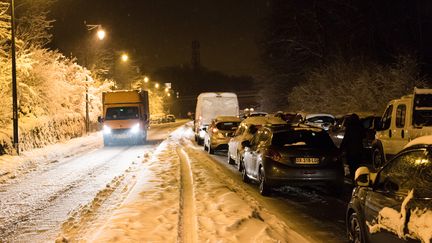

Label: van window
[216,122,239,131]
[106,107,139,120]
[380,105,393,130]
[396,105,406,128]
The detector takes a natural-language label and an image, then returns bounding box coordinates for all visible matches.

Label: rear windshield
[106,107,139,120]
[306,116,335,124]
[216,122,239,130]
[272,130,335,149]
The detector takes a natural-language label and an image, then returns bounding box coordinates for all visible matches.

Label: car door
[364,150,426,242]
[244,131,262,179]
[229,124,244,159]
[252,129,271,177]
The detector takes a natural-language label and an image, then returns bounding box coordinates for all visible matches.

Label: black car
[346,139,432,243]
[241,125,344,196]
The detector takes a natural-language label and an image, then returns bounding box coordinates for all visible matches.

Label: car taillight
[267,148,282,162]
[212,128,218,133]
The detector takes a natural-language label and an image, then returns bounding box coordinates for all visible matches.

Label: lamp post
[84,23,105,134]
[10,0,18,154]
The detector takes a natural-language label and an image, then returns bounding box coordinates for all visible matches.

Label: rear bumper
[210,137,231,149]
[264,160,344,186]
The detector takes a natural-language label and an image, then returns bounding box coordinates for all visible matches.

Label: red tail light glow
[267,148,282,162]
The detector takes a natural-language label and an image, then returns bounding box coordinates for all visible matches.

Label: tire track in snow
[177,147,198,243]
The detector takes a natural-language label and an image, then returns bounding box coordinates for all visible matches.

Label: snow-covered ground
[1,121,350,242]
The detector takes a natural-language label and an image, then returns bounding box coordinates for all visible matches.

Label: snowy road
[1,121,351,242]
[0,121,186,242]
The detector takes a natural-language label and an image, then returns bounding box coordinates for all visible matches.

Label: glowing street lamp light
[97,29,106,40]
[167,93,171,97]
[155,83,160,89]
[144,76,149,83]
[121,53,129,62]
[164,87,169,93]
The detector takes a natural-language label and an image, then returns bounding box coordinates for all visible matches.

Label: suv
[347,135,432,243]
[372,88,432,169]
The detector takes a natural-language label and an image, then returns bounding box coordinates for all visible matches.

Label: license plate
[295,157,320,164]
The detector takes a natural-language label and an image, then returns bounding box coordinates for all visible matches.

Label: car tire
[228,154,235,164]
[259,166,271,196]
[197,137,204,146]
[208,145,215,154]
[372,146,385,170]
[236,152,243,171]
[241,166,250,183]
[347,212,365,243]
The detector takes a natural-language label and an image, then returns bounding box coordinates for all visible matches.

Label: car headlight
[103,125,111,134]
[199,130,206,138]
[130,123,140,133]
[336,134,344,139]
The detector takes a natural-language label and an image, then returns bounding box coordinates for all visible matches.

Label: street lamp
[97,29,106,40]
[144,76,149,83]
[10,0,19,154]
[155,83,160,89]
[121,53,129,62]
[85,23,106,134]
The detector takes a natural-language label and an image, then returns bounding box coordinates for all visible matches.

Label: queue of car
[193,89,432,243]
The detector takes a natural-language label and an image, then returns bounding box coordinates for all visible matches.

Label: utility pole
[10,0,19,154]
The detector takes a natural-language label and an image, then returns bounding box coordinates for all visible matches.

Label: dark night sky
[49,0,270,76]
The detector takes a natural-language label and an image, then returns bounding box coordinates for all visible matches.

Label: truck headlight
[130,123,140,134]
[103,125,112,134]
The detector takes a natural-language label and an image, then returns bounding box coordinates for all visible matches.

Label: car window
[235,125,244,136]
[216,122,239,130]
[377,149,432,197]
[106,107,139,120]
[306,116,335,124]
[271,130,335,149]
[396,104,406,128]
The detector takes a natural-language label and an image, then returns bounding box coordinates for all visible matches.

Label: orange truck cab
[99,90,149,146]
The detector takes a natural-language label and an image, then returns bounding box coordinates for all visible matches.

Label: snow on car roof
[241,116,287,125]
[305,113,335,119]
[214,116,241,122]
[404,135,432,149]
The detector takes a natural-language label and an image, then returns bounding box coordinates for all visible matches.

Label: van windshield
[106,107,139,120]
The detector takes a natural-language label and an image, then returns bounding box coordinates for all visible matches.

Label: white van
[194,92,239,145]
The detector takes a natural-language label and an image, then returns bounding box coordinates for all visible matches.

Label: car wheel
[197,137,204,146]
[204,143,208,151]
[347,212,364,243]
[236,152,243,171]
[241,165,250,183]
[208,144,214,154]
[228,154,235,165]
[259,166,271,196]
[372,146,385,170]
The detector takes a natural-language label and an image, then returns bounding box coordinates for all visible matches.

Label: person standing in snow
[340,113,365,179]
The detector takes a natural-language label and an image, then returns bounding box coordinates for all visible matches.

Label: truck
[371,88,432,168]
[99,90,150,146]
[194,92,239,145]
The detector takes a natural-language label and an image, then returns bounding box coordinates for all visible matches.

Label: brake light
[267,148,282,162]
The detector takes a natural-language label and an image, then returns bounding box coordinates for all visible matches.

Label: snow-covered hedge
[0,48,113,155]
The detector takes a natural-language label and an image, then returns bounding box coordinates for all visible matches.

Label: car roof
[262,124,324,133]
[305,113,335,119]
[403,135,432,149]
[241,116,287,125]
[214,116,241,122]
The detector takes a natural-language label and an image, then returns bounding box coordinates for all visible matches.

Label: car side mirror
[242,140,251,148]
[97,116,104,123]
[354,166,372,187]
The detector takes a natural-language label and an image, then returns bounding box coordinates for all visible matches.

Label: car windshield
[106,107,139,120]
[271,130,336,149]
[216,122,239,130]
[307,116,334,124]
